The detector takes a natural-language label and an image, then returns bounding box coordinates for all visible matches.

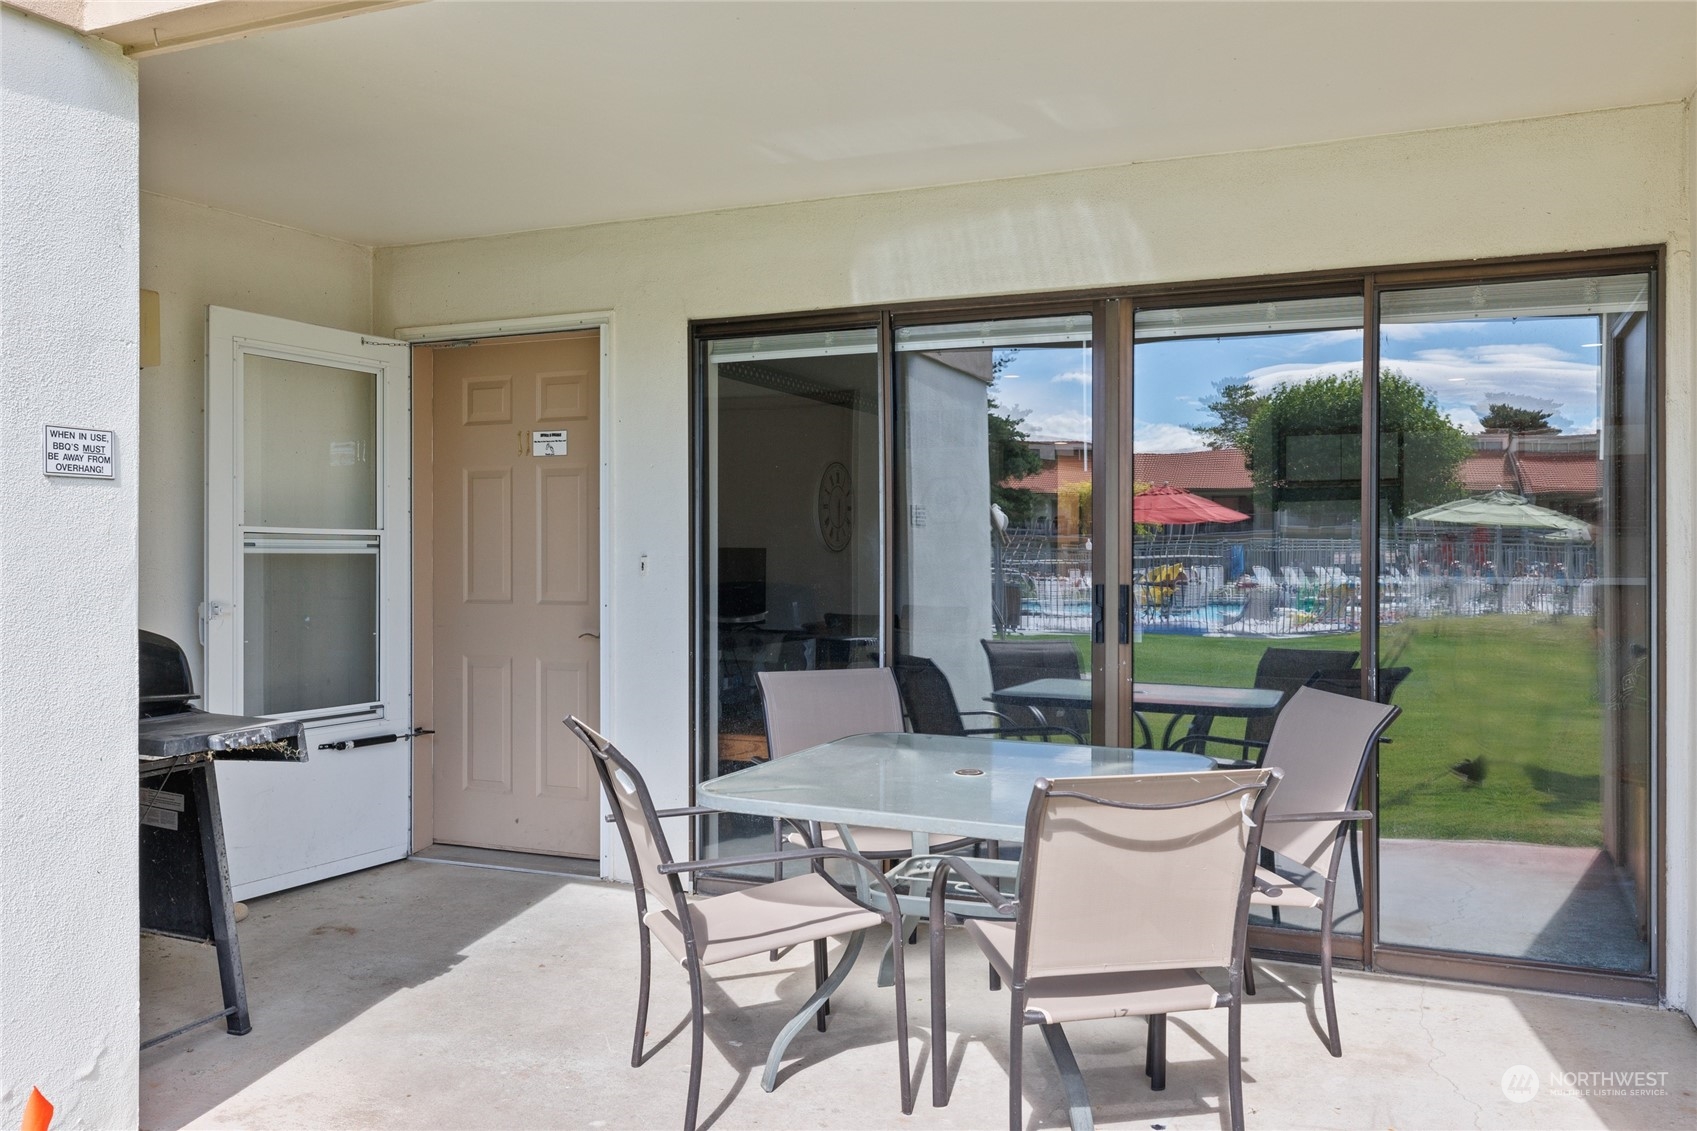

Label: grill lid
[140,629,198,716]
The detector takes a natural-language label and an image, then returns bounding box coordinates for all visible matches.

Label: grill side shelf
[138,712,306,762]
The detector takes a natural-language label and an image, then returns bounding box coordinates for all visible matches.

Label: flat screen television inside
[717,547,766,622]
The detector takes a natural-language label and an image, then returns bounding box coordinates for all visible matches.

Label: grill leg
[194,764,251,1036]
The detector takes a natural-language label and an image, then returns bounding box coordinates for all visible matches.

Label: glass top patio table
[988,677,1286,715]
[696,731,1215,844]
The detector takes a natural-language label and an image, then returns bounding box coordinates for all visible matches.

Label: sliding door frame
[687,244,1665,1000]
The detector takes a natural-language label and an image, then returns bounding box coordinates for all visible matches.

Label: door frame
[398,311,615,875]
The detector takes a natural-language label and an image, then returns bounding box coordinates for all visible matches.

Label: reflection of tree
[1197,381,1266,451]
[1479,403,1557,434]
[1234,368,1471,517]
[988,396,1041,524]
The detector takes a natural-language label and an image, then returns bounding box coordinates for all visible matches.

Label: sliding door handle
[1118,584,1131,645]
[1091,584,1106,645]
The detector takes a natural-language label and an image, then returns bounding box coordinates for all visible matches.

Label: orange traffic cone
[20,1088,53,1131]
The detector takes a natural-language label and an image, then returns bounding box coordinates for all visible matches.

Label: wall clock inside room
[817,461,852,552]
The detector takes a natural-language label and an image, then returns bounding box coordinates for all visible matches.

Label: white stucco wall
[0,9,140,1127]
[370,102,1695,1007]
[138,192,374,693]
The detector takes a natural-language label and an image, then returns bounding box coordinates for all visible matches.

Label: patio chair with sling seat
[925,768,1281,1131]
[563,716,914,1131]
[1174,645,1360,763]
[758,667,977,859]
[980,638,1089,736]
[1228,686,1400,1057]
[891,654,1082,742]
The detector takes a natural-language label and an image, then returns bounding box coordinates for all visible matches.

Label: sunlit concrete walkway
[141,858,1697,1130]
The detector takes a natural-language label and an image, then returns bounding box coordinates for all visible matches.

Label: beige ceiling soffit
[4,1,88,31]
[93,0,420,56]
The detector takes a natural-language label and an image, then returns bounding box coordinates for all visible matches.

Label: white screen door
[205,307,412,898]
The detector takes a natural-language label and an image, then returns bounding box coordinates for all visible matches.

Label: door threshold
[412,844,599,879]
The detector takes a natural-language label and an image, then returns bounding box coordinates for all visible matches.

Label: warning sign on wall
[43,425,115,479]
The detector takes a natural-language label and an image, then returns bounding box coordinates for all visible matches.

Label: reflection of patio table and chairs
[987,676,1285,749]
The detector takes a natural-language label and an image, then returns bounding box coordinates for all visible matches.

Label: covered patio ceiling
[137,0,1697,248]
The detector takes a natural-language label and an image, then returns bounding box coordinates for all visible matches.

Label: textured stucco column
[1,9,141,1127]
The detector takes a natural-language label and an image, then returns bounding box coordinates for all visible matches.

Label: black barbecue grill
[138,630,306,1048]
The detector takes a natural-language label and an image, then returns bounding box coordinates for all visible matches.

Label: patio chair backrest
[1013,769,1279,980]
[757,667,905,759]
[1254,687,1399,875]
[1305,666,1412,706]
[1246,646,1361,744]
[890,655,968,737]
[564,716,680,907]
[981,639,1081,729]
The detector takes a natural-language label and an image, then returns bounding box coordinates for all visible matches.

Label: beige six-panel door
[430,333,600,856]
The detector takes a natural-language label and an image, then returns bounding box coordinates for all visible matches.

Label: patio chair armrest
[606,805,719,823]
[919,854,1018,918]
[1173,734,1268,757]
[1265,809,1373,825]
[959,710,1015,726]
[658,845,910,920]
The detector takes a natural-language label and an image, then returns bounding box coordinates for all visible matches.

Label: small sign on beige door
[532,430,568,456]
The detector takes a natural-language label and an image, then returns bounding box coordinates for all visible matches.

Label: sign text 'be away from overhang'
[43,425,115,479]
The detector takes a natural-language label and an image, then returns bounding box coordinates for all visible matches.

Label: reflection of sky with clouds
[992,318,1605,448]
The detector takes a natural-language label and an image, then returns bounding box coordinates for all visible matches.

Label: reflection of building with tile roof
[1462,432,1599,521]
[1002,443,1257,531]
[1005,436,1598,526]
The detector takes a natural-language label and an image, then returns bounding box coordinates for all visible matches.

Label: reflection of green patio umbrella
[1409,489,1591,539]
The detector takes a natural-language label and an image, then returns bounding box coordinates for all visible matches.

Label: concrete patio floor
[141,858,1697,1130]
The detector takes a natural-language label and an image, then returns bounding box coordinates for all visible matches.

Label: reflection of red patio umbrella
[1134,483,1250,526]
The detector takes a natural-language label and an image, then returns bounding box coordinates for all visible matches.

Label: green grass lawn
[1027,616,1606,846]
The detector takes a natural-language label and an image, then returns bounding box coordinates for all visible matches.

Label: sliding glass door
[693,251,1661,992]
[697,327,882,867]
[1131,295,1366,943]
[1373,272,1655,975]
[893,314,1096,739]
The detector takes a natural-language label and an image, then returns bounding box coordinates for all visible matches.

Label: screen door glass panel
[244,354,378,530]
[1375,273,1653,973]
[243,548,379,715]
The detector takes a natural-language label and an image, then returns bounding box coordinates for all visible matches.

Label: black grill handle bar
[318,727,434,751]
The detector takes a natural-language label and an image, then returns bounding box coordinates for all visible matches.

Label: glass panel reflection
[1375,273,1653,972]
[1132,296,1366,936]
[243,550,378,715]
[244,353,378,530]
[895,315,1094,741]
[700,329,882,871]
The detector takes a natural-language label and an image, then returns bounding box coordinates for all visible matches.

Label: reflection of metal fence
[998,533,1599,639]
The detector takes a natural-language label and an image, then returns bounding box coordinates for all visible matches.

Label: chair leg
[989,963,1001,992]
[1243,948,1257,997]
[930,910,950,1107]
[633,923,653,1067]
[1226,994,1245,1131]
[1145,1013,1166,1091]
[886,915,915,1116]
[814,938,830,1031]
[1320,900,1342,1057]
[1007,995,1025,1131]
[684,961,706,1131]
